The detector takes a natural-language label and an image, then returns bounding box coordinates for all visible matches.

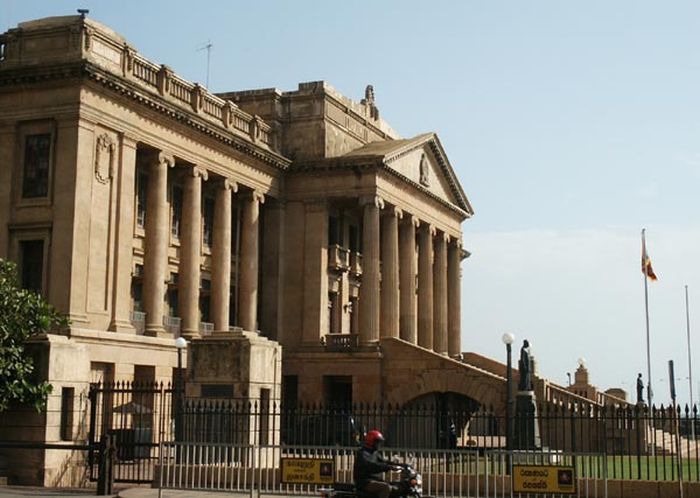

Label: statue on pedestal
[518,339,532,391]
[636,373,644,405]
[514,339,540,449]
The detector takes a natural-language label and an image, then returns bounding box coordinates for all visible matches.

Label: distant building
[566,359,628,406]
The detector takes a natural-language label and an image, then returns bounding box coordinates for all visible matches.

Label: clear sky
[3,0,700,406]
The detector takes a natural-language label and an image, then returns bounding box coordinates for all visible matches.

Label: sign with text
[512,465,576,494]
[281,457,335,485]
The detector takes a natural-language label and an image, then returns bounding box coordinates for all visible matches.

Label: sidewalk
[119,489,248,498]
[118,489,315,498]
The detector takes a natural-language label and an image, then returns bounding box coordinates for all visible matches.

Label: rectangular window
[131,266,144,312]
[136,171,148,228]
[231,202,240,254]
[200,278,211,322]
[133,365,155,430]
[323,376,353,408]
[203,197,215,246]
[167,279,179,318]
[22,134,51,198]
[259,388,270,446]
[171,185,183,238]
[328,216,340,246]
[282,376,298,409]
[229,285,236,327]
[60,387,75,441]
[349,224,360,253]
[20,239,44,293]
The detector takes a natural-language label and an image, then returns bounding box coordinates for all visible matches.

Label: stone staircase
[648,427,700,457]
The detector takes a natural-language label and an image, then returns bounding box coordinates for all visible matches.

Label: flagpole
[642,228,654,457]
[686,285,695,441]
[643,229,653,408]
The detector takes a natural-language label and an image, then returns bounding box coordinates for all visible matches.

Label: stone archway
[380,337,507,412]
[384,391,480,449]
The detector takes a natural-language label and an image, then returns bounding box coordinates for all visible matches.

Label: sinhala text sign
[281,457,335,485]
[512,465,576,494]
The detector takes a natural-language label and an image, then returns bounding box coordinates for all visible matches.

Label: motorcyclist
[353,430,400,498]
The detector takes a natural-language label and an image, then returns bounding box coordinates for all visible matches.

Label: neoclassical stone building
[0,15,514,484]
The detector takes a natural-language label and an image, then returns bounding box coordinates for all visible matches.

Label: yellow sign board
[512,465,576,494]
[281,457,335,485]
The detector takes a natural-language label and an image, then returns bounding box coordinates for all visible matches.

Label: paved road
[0,487,317,498]
[0,487,108,497]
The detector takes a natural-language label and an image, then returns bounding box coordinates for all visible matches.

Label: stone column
[0,125,14,260]
[433,231,449,355]
[448,239,462,357]
[239,190,264,332]
[211,178,236,333]
[109,135,137,333]
[144,152,173,337]
[417,223,434,349]
[399,214,419,344]
[358,195,383,343]
[380,206,402,338]
[179,166,207,338]
[301,200,329,344]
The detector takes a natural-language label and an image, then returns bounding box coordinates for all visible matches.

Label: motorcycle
[320,462,423,498]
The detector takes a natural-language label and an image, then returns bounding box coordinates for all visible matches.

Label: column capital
[404,213,420,228]
[385,206,403,219]
[420,223,437,237]
[157,152,175,168]
[439,232,451,244]
[359,195,384,209]
[187,165,209,180]
[243,189,265,204]
[450,237,463,250]
[221,178,238,192]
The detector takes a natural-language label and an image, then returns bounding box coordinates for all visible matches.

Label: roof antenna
[77,9,89,19]
[196,40,213,88]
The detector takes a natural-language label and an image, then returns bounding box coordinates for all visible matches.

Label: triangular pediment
[343,133,473,215]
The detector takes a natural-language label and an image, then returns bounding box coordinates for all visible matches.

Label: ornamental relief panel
[388,147,454,203]
[94,132,116,184]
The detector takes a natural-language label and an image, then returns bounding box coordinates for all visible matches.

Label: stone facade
[0,15,481,485]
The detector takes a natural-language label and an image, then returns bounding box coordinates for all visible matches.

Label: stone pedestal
[514,390,541,450]
[187,329,282,400]
[185,329,282,445]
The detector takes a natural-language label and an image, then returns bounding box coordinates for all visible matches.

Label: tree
[0,258,68,412]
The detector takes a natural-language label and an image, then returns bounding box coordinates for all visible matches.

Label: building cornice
[0,61,291,170]
[288,158,470,220]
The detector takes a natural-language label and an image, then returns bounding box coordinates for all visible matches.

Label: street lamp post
[174,337,187,442]
[502,333,515,457]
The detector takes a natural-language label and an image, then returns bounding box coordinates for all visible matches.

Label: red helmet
[364,430,385,449]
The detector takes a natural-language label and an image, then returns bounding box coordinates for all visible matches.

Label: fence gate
[88,382,179,484]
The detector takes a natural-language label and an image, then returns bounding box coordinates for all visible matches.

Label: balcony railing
[163,316,182,336]
[130,311,146,335]
[349,252,362,276]
[199,322,214,336]
[324,333,360,352]
[328,244,350,271]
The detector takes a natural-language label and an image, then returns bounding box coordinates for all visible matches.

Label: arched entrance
[382,392,486,449]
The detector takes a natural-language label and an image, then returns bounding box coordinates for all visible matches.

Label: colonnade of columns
[357,195,463,357]
[141,151,263,339]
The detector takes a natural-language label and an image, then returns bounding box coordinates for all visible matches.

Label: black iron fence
[88,381,178,483]
[84,382,700,483]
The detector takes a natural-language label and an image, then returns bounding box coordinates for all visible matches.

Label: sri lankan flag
[641,229,657,281]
